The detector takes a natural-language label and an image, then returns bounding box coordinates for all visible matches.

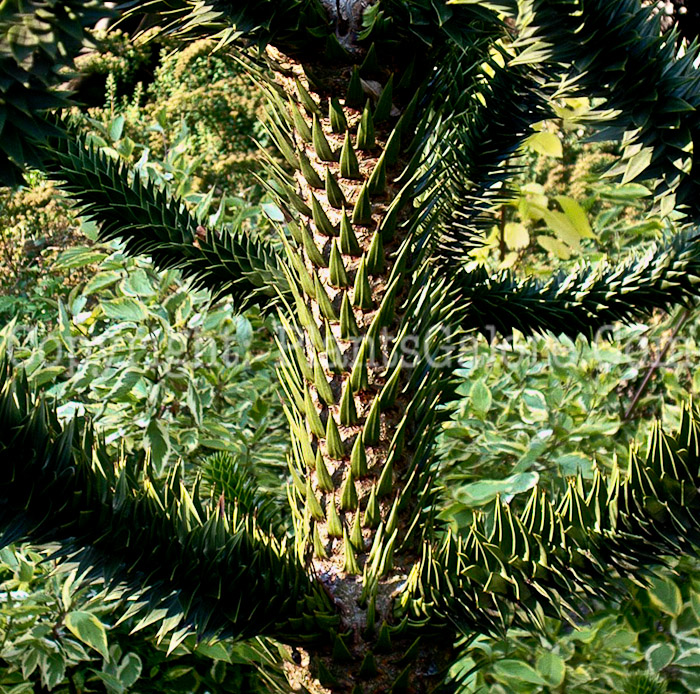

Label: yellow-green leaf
[504,222,529,250]
[622,146,654,184]
[54,247,108,270]
[102,297,148,322]
[493,660,547,686]
[555,195,595,238]
[537,235,571,260]
[499,251,518,269]
[542,210,581,249]
[65,611,109,658]
[470,379,492,415]
[526,131,562,158]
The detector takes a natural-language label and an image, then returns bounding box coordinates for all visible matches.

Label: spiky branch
[0,365,337,644]
[437,0,700,342]
[128,0,332,55]
[450,229,700,339]
[407,404,700,638]
[513,0,700,219]
[44,133,290,310]
[426,51,550,259]
[0,0,111,184]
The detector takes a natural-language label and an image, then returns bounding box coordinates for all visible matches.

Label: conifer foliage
[4,1,700,692]
[0,0,110,184]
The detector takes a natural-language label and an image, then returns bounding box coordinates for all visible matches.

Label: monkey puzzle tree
[4,0,700,692]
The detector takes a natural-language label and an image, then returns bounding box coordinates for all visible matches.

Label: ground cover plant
[6,1,700,692]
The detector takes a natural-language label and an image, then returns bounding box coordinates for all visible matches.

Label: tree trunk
[263,45,454,692]
[318,0,374,53]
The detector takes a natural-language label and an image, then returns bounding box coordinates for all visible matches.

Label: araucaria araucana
[3,1,700,692]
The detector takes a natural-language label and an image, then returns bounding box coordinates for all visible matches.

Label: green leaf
[54,247,108,270]
[84,270,122,295]
[236,316,253,346]
[121,269,156,297]
[186,380,203,427]
[556,453,594,477]
[29,366,65,387]
[102,298,148,322]
[106,368,142,400]
[64,610,109,659]
[536,652,566,687]
[675,650,700,667]
[519,389,548,423]
[455,472,539,507]
[569,625,599,643]
[262,202,285,222]
[571,418,620,437]
[193,641,232,662]
[58,299,72,343]
[646,643,675,672]
[18,557,33,583]
[598,183,651,202]
[493,659,547,686]
[22,649,40,679]
[92,671,125,692]
[648,576,683,617]
[145,419,170,473]
[61,571,76,612]
[80,218,100,241]
[605,628,637,650]
[691,591,700,620]
[44,652,67,690]
[469,379,492,415]
[117,653,143,688]
[109,115,125,142]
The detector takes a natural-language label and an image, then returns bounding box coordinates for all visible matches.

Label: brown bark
[318,0,377,53]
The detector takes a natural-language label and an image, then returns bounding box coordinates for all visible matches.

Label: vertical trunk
[262,48,454,693]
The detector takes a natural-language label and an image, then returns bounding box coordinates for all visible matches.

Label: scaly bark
[260,46,455,693]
